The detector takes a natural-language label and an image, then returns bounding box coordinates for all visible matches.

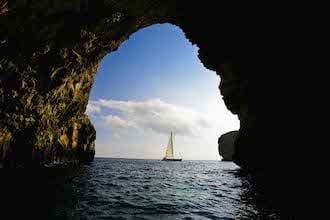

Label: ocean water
[2,158,288,219]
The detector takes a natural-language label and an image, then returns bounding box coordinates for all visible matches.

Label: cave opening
[86,23,239,160]
[0,0,293,217]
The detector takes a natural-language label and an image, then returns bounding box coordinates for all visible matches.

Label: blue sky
[86,23,239,160]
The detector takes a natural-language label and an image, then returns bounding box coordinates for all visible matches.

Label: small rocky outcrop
[218,131,238,161]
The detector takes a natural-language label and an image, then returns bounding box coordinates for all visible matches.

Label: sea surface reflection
[1,158,292,219]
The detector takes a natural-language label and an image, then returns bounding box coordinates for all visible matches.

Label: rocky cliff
[0,0,256,171]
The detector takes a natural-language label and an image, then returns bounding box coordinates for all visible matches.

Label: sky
[86,23,239,160]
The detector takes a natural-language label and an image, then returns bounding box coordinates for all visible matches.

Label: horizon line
[95,156,224,161]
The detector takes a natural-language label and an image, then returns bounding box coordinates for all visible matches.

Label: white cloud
[86,101,101,115]
[87,98,213,137]
[104,115,131,128]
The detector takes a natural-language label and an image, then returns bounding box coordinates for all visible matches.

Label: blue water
[2,158,285,219]
[75,159,249,219]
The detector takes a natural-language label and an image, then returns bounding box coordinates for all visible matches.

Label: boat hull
[162,158,182,161]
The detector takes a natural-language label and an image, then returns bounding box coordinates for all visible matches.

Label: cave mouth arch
[1,1,255,171]
[86,23,240,160]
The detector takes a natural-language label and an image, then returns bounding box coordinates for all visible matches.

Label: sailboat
[162,131,182,161]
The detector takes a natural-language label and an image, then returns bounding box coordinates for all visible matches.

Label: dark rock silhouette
[218,131,238,161]
[0,1,256,174]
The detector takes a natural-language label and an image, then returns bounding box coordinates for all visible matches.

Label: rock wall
[0,1,256,171]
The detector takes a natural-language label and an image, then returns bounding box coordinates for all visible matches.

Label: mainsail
[165,132,174,159]
[162,131,182,161]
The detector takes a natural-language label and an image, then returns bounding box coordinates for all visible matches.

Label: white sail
[165,132,174,159]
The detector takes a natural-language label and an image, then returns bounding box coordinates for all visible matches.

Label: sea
[1,158,290,219]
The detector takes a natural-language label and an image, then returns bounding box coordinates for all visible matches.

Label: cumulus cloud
[86,98,212,137]
[104,115,131,128]
[86,101,101,114]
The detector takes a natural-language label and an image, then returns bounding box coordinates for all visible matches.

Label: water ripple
[1,158,287,219]
[67,158,281,219]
